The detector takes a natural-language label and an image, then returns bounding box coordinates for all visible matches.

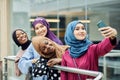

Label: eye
[75,27,80,30]
[40,46,46,51]
[16,35,19,38]
[82,27,85,30]
[44,40,48,45]
[35,27,39,30]
[42,47,46,51]
[16,34,20,40]
[40,25,44,28]
[21,32,25,35]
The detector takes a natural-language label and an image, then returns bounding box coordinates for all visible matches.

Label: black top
[32,56,60,80]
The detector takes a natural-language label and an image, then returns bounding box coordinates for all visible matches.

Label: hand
[47,58,62,67]
[98,26,117,39]
[32,58,38,63]
[15,67,21,76]
[15,57,20,63]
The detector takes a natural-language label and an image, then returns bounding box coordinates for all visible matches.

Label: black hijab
[12,29,31,50]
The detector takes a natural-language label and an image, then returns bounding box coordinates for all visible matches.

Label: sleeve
[95,38,117,56]
[18,44,40,74]
[61,53,68,80]
[110,37,117,46]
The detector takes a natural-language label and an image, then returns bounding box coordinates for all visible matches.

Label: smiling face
[73,23,87,40]
[15,30,28,44]
[39,39,55,55]
[34,23,47,36]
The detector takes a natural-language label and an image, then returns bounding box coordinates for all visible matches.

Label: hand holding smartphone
[97,20,106,28]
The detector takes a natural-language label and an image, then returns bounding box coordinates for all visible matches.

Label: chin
[78,37,85,40]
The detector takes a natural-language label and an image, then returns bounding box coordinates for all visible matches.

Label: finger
[100,28,112,34]
[47,62,53,67]
[47,59,53,63]
[104,31,113,37]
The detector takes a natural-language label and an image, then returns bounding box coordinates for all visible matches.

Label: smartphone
[97,20,106,28]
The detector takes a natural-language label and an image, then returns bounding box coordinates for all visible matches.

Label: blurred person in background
[12,29,31,80]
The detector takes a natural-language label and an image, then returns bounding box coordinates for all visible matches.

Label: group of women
[12,17,117,80]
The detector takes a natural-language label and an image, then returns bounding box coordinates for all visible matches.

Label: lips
[21,37,27,41]
[79,33,85,37]
[48,47,54,52]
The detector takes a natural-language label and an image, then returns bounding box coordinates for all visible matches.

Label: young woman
[12,29,31,79]
[18,17,63,80]
[32,17,63,45]
[31,36,69,80]
[61,20,117,80]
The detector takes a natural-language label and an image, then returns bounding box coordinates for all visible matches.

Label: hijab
[32,36,69,59]
[32,17,63,45]
[12,29,31,50]
[64,20,92,58]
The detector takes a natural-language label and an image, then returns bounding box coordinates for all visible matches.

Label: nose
[46,43,52,50]
[38,28,42,32]
[19,34,23,38]
[19,34,25,40]
[79,29,84,33]
[46,45,50,49]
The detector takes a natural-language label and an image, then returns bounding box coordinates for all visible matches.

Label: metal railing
[0,61,2,80]
[3,56,103,80]
[103,50,120,80]
[4,56,16,80]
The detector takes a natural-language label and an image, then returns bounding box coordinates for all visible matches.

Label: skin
[98,26,117,40]
[39,40,55,55]
[34,23,47,36]
[73,23,87,40]
[16,30,28,44]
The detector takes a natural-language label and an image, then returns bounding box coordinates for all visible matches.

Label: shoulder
[16,49,25,56]
[25,43,36,52]
[62,50,70,57]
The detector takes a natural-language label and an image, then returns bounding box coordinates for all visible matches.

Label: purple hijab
[32,17,63,45]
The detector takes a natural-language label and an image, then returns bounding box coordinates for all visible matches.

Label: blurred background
[0,0,120,80]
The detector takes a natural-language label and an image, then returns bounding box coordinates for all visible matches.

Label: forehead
[39,39,49,45]
[16,30,24,34]
[35,23,43,27]
[76,23,84,27]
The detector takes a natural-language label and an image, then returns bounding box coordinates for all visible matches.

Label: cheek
[24,34,28,38]
[35,30,38,35]
[73,31,78,37]
[43,29,47,35]
[52,47,55,52]
[43,28,47,34]
[84,31,87,36]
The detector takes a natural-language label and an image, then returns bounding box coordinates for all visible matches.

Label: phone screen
[97,20,106,28]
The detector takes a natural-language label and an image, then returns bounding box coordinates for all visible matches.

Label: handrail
[4,56,103,80]
[53,65,103,80]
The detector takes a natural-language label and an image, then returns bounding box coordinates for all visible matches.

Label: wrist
[110,36,116,40]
